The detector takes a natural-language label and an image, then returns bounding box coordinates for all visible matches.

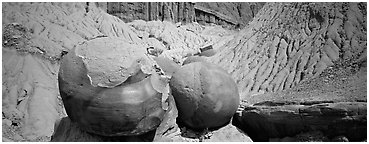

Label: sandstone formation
[107,2,195,24]
[233,101,367,142]
[195,2,265,27]
[209,2,367,100]
[108,2,195,24]
[105,2,265,29]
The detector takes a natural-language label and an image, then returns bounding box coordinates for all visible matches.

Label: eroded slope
[209,2,366,99]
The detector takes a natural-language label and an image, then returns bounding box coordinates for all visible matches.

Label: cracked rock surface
[234,101,366,142]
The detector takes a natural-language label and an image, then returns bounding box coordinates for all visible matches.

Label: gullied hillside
[209,2,367,99]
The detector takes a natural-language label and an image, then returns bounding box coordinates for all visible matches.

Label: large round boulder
[58,37,167,136]
[169,62,240,130]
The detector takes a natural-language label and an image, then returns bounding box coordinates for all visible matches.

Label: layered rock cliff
[196,2,265,27]
[105,2,265,29]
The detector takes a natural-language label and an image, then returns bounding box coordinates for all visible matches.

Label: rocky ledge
[233,101,367,142]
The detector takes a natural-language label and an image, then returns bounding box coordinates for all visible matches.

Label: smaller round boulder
[169,62,240,130]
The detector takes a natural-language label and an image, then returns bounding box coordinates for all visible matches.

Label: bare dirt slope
[246,58,366,105]
[232,55,366,142]
[207,2,366,101]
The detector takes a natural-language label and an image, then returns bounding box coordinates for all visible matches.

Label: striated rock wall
[209,2,367,99]
[194,5,238,29]
[105,2,264,29]
[195,2,265,27]
[233,102,367,141]
[107,2,195,24]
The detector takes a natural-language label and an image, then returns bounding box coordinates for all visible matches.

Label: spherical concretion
[78,77,165,136]
[169,62,240,129]
[58,47,165,136]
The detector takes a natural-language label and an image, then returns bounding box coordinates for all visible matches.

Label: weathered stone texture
[209,2,367,99]
[195,2,265,26]
[128,20,231,64]
[233,102,367,141]
[106,2,265,29]
[108,2,195,24]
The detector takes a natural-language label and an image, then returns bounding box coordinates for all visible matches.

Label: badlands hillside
[2,2,367,142]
